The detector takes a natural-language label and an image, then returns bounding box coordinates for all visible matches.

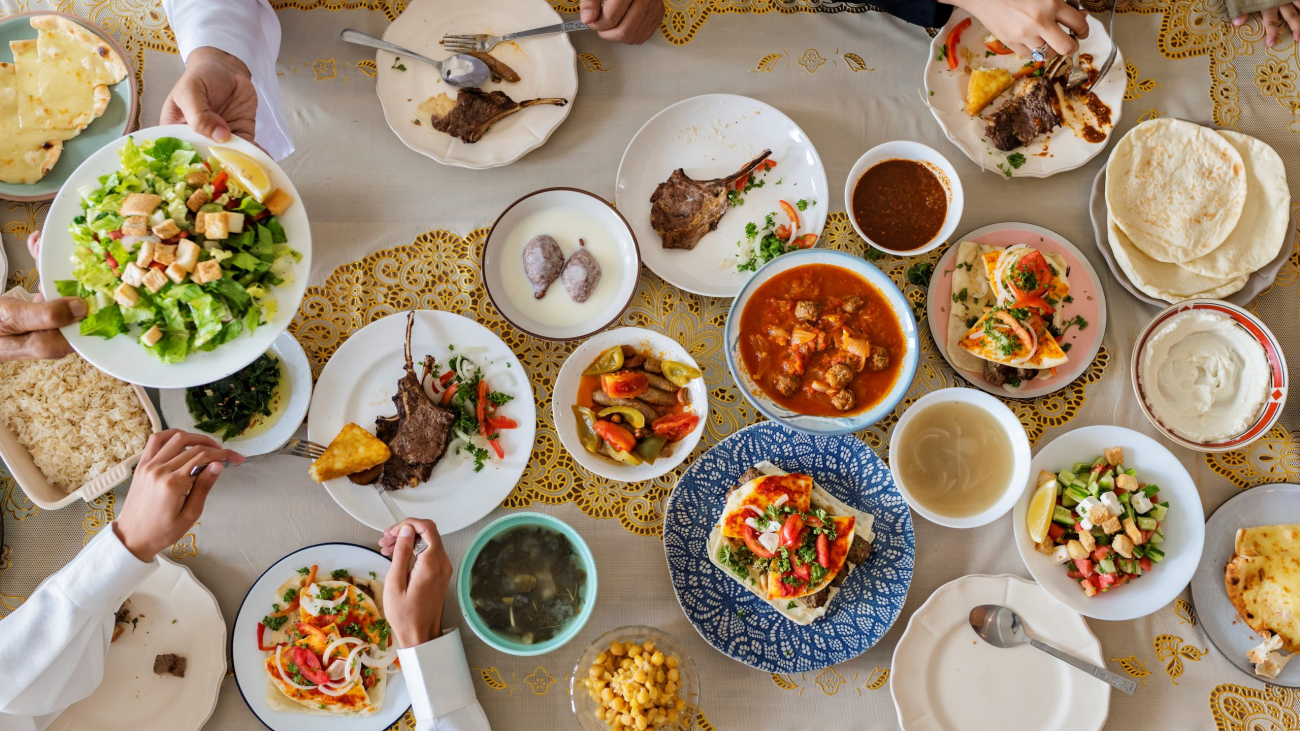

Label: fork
[1047,0,1118,92]
[440,20,588,54]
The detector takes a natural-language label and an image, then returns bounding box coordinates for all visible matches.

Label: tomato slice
[741,524,776,559]
[1014,60,1044,79]
[651,413,700,442]
[792,233,817,249]
[944,17,972,70]
[592,419,637,453]
[984,36,1014,55]
[602,371,649,399]
[779,514,805,549]
[816,532,831,568]
[1008,249,1052,297]
[292,646,332,685]
[790,556,811,582]
[775,224,791,241]
[779,200,801,230]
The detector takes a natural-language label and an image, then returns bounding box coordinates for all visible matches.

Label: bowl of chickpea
[571,625,700,731]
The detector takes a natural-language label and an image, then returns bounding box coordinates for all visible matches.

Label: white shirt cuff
[396,629,479,720]
[55,524,158,614]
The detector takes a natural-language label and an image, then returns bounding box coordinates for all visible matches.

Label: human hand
[380,519,453,649]
[952,0,1089,58]
[160,46,258,145]
[1234,3,1300,47]
[0,232,85,362]
[113,430,245,562]
[580,0,664,45]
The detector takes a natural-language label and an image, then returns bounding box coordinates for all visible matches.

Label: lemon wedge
[1026,478,1058,544]
[208,146,272,202]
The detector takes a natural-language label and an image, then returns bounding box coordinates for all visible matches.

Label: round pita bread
[1107,119,1247,263]
[1107,217,1246,303]
[1176,131,1291,278]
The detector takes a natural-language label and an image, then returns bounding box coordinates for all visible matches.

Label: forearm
[396,630,492,731]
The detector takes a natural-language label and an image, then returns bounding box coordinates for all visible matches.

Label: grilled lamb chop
[649,150,772,250]
[423,88,567,144]
[375,314,455,490]
[981,359,1040,388]
[983,77,1060,152]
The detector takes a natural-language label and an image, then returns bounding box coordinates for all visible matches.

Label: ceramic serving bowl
[725,249,919,436]
[483,188,640,341]
[457,512,598,656]
[842,140,963,256]
[888,387,1031,528]
[1131,299,1287,453]
[569,625,700,731]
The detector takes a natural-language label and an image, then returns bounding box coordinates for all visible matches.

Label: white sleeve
[0,525,158,730]
[160,0,295,160]
[395,629,492,731]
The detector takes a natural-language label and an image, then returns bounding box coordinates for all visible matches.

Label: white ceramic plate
[926,222,1108,398]
[308,311,536,534]
[890,574,1108,731]
[482,187,640,341]
[37,125,312,389]
[922,11,1125,178]
[159,331,313,457]
[1013,425,1205,620]
[1191,484,1300,686]
[615,94,829,297]
[552,327,708,482]
[48,558,225,731]
[375,0,578,169]
[231,543,409,731]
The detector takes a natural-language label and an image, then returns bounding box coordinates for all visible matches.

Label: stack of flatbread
[1104,118,1291,303]
[1,16,127,185]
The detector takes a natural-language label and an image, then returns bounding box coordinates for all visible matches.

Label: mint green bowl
[457,512,598,656]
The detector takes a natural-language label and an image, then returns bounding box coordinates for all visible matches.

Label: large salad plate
[37,125,312,389]
[615,94,829,297]
[891,574,1109,731]
[308,310,536,535]
[231,543,410,731]
[663,420,915,673]
[48,557,226,731]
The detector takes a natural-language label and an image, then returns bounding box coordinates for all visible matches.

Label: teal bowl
[457,512,598,656]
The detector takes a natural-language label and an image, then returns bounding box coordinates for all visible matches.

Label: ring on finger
[1031,43,1052,62]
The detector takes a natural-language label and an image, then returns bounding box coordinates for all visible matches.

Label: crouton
[141,324,163,347]
[204,212,229,239]
[152,218,181,239]
[141,268,167,294]
[120,262,145,287]
[165,263,187,284]
[1087,505,1111,525]
[113,282,139,307]
[1115,473,1138,491]
[135,240,155,268]
[187,187,210,213]
[1104,447,1124,466]
[193,260,222,285]
[1035,540,1053,555]
[1101,515,1122,535]
[153,244,177,266]
[1078,530,1096,552]
[263,188,294,216]
[1123,517,1145,545]
[1112,534,1134,559]
[1037,470,1057,488]
[226,211,245,234]
[121,216,149,237]
[153,654,186,678]
[176,240,200,272]
[1066,540,1088,560]
[120,193,162,216]
[193,212,207,235]
[185,170,210,187]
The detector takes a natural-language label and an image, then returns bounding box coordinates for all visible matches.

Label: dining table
[2,0,1299,729]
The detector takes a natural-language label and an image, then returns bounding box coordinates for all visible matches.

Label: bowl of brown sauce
[725,248,919,435]
[844,141,963,256]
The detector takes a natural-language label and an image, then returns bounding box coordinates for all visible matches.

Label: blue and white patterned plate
[663,421,915,672]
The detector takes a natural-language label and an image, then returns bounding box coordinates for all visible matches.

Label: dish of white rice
[0,354,151,492]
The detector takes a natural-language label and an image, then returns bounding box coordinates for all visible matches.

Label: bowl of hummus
[1132,300,1287,452]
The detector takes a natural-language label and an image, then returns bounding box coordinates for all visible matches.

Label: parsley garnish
[369,571,377,580]
[1007,152,1027,169]
[391,57,407,71]
[727,190,744,207]
[262,614,288,632]
[956,261,972,270]
[1063,295,1074,303]
[372,619,392,650]
[331,568,349,580]
[282,588,299,603]
[952,287,968,303]
[787,601,798,609]
[795,199,809,211]
[906,262,934,287]
[864,247,885,262]
[296,567,310,576]
[488,391,513,406]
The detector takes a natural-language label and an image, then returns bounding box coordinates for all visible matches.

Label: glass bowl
[569,625,700,731]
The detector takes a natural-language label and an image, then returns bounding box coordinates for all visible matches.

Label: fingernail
[209,462,223,475]
[398,525,413,537]
[68,298,88,317]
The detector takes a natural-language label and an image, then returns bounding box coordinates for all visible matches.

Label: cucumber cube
[1137,515,1159,531]
[1052,505,1077,525]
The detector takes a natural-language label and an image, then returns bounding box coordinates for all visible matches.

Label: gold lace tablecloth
[3,1,1300,729]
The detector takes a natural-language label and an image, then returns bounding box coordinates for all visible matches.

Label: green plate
[0,12,135,202]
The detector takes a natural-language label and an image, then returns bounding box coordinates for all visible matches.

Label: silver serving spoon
[340,28,489,88]
[969,604,1138,695]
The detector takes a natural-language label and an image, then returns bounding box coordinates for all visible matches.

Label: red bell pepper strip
[984,36,1014,55]
[487,436,504,459]
[296,622,328,642]
[1014,60,1044,79]
[779,514,805,549]
[485,416,517,430]
[256,623,278,651]
[792,233,817,249]
[292,646,332,685]
[816,533,831,568]
[741,524,776,559]
[779,200,801,230]
[476,380,488,428]
[211,171,229,197]
[439,370,456,387]
[104,252,119,271]
[441,383,458,405]
[107,229,125,240]
[944,17,972,70]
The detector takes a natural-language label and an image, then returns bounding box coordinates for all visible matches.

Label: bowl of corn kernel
[570,625,700,731]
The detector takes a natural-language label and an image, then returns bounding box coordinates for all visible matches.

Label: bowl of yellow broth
[888,388,1030,528]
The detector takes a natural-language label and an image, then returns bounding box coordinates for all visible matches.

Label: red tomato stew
[738,264,906,416]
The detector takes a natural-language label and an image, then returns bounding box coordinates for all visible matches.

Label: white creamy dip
[498,207,623,329]
[1139,310,1270,442]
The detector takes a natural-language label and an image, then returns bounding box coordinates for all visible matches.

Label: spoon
[969,604,1138,695]
[340,29,489,88]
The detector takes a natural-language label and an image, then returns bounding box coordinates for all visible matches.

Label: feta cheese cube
[1100,491,1123,516]
[1130,491,1153,514]
[1079,518,1094,532]
[112,282,139,307]
[121,262,145,287]
[140,324,163,347]
[1077,496,1103,517]
[165,263,188,284]
[175,240,200,272]
[1051,545,1071,564]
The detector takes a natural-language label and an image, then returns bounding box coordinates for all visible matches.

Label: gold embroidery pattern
[771,666,890,695]
[771,673,804,695]
[82,489,115,545]
[171,527,198,560]
[2,474,39,522]
[862,666,889,691]
[356,59,377,77]
[751,51,787,72]
[1175,598,1197,626]
[1153,634,1207,685]
[2,200,49,244]
[1136,108,1166,123]
[1110,655,1151,687]
[578,52,609,72]
[523,666,556,695]
[1209,684,1300,731]
[313,58,338,81]
[1255,57,1296,102]
[1206,424,1300,488]
[797,48,827,73]
[5,267,39,293]
[474,667,514,694]
[813,666,846,695]
[750,48,873,74]
[0,543,10,572]
[1125,59,1160,100]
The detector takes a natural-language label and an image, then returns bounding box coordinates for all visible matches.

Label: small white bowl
[842,141,963,257]
[483,187,640,342]
[553,327,709,483]
[888,387,1030,528]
